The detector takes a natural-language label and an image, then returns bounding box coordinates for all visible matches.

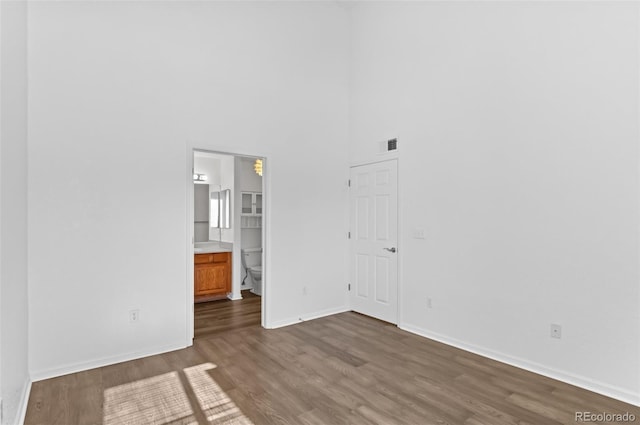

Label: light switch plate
[413,228,425,239]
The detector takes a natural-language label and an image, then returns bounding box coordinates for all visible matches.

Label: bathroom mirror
[210,189,231,229]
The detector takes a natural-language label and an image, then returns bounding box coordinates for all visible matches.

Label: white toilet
[241,248,262,296]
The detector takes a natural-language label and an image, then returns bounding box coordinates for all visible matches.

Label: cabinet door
[255,193,262,214]
[195,263,229,296]
[241,193,253,214]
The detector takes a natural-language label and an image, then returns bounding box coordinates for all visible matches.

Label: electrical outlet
[550,323,562,339]
[129,309,140,323]
[426,297,433,309]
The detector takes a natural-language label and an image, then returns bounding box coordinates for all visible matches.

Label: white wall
[193,155,221,187]
[239,157,262,193]
[350,2,640,404]
[0,0,30,423]
[27,1,349,378]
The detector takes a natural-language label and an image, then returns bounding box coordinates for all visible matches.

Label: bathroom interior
[193,151,263,333]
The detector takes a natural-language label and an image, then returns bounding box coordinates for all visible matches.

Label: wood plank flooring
[194,291,261,339]
[25,297,639,425]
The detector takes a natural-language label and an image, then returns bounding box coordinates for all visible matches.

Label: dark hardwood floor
[195,290,261,339]
[25,296,639,425]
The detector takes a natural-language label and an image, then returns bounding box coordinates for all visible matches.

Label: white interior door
[349,159,398,324]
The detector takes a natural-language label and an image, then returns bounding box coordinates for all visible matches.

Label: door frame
[186,144,270,344]
[348,157,402,325]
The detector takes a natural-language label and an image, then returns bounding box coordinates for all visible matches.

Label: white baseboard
[29,342,187,382]
[400,323,640,407]
[267,305,350,329]
[267,316,301,329]
[16,379,31,425]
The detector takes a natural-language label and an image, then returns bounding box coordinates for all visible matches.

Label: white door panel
[350,160,398,324]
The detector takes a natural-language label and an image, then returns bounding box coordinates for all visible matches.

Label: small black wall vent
[387,138,398,151]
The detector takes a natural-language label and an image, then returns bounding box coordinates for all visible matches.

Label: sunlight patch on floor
[184,363,254,424]
[102,363,253,425]
[103,371,197,425]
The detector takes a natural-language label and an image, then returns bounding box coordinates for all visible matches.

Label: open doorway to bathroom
[189,150,266,340]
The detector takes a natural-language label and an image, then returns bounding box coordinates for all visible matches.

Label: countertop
[194,242,233,254]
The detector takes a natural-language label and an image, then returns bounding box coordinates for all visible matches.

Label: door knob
[384,247,397,253]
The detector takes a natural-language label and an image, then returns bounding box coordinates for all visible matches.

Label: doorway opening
[188,149,267,340]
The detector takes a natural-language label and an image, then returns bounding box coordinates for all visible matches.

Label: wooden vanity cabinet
[194,252,231,302]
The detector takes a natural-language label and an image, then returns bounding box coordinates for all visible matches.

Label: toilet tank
[241,248,262,268]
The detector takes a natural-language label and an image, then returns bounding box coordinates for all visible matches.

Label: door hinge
[348,231,351,239]
[348,283,351,291]
[348,179,351,187]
